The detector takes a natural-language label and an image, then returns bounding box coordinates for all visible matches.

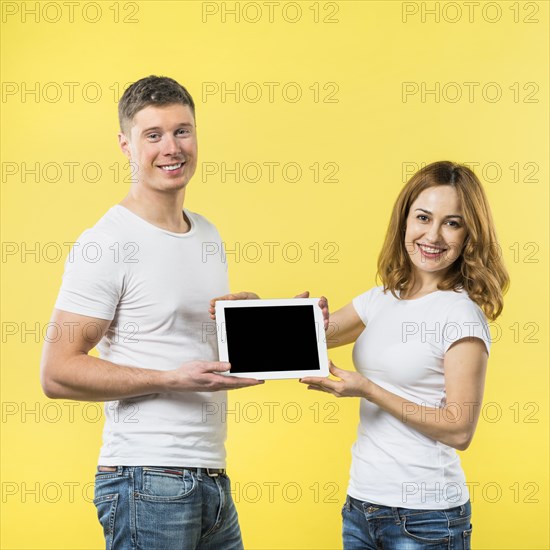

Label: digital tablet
[215,298,329,380]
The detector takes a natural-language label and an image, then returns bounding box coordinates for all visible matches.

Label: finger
[318,296,330,329]
[294,291,309,299]
[320,378,339,392]
[306,384,332,394]
[212,370,264,383]
[208,362,231,373]
[210,293,247,304]
[304,376,338,392]
[299,377,324,384]
[229,292,250,300]
[222,376,265,388]
[236,378,265,386]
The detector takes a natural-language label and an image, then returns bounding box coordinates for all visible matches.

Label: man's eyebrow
[141,123,194,135]
[414,208,463,219]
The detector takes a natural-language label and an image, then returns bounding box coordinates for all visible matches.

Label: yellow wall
[1,1,548,548]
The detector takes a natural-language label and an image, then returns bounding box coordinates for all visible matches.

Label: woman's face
[404,185,467,281]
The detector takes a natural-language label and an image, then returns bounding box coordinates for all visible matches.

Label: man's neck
[119,186,189,234]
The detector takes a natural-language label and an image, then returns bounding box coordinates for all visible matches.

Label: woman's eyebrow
[414,208,463,219]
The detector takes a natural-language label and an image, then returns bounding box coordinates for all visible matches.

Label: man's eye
[147,133,160,140]
[176,128,191,136]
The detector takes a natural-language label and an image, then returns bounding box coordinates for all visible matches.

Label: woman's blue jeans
[342,495,472,549]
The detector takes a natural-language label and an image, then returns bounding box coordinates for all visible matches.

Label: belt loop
[344,495,351,512]
[391,507,402,525]
[196,468,203,481]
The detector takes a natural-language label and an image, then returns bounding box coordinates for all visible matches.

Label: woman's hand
[318,295,329,331]
[300,361,371,398]
[209,292,260,320]
[294,291,329,331]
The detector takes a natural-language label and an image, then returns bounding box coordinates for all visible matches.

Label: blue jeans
[342,495,472,549]
[93,466,243,550]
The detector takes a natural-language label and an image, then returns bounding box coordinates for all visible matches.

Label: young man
[40,75,264,550]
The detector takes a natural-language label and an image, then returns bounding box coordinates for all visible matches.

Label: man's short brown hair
[118,75,195,134]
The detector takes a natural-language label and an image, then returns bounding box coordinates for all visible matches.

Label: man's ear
[118,132,132,160]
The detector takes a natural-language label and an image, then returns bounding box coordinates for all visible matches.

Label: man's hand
[165,360,264,391]
[209,292,260,320]
[299,361,370,398]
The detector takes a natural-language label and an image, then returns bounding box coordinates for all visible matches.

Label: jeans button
[367,506,377,513]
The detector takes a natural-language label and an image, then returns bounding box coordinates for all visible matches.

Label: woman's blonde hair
[377,161,509,320]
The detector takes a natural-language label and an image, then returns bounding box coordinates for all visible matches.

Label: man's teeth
[160,163,183,171]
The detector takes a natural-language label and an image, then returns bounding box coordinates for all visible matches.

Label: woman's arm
[300,337,488,450]
[326,302,366,349]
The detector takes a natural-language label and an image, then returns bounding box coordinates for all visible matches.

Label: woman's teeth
[419,244,445,254]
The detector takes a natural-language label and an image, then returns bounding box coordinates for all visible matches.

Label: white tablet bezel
[215,298,329,380]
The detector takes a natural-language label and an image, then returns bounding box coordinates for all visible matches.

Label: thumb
[294,290,310,298]
[211,362,231,373]
[329,361,345,377]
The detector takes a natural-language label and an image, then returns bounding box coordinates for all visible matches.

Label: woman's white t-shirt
[349,286,490,509]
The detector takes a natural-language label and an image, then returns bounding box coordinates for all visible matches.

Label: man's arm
[40,309,263,401]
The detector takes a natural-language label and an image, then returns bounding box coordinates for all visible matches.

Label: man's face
[118,103,197,192]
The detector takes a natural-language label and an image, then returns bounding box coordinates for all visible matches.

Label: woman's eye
[417,215,429,222]
[447,220,461,228]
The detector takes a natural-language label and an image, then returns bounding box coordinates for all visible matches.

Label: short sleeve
[54,230,123,320]
[352,287,380,326]
[442,299,491,355]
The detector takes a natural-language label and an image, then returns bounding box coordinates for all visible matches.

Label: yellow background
[1,1,548,548]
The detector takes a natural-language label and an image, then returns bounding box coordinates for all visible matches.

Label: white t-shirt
[349,286,490,509]
[54,205,230,467]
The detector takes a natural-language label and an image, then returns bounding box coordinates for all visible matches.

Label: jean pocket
[463,526,473,550]
[139,468,196,502]
[94,493,119,550]
[401,512,450,545]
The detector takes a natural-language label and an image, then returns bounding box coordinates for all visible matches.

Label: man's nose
[162,135,181,155]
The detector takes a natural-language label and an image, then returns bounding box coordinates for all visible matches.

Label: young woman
[300,161,509,549]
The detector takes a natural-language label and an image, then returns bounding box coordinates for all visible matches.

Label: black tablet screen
[224,305,320,374]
